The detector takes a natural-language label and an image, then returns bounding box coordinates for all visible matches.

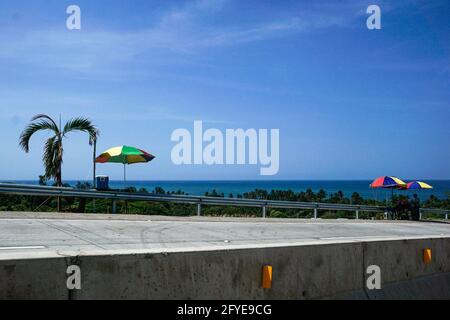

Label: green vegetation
[0,183,448,220]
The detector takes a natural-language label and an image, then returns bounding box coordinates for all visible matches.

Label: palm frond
[63,117,99,142]
[19,119,59,152]
[89,128,100,146]
[31,114,59,129]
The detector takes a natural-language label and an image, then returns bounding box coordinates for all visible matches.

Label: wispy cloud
[0,88,235,125]
[0,0,353,79]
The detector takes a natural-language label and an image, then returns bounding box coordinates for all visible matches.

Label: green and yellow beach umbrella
[96,145,155,185]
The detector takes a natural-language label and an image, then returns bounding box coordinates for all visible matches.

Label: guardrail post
[314,207,318,219]
[262,206,266,219]
[197,203,202,217]
[355,209,359,220]
[445,211,448,220]
[419,210,422,220]
[112,200,117,214]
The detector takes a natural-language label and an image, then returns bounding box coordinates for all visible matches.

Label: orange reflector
[423,248,432,264]
[262,265,273,289]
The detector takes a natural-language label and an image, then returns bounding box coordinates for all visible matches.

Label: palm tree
[19,114,99,187]
[89,131,99,188]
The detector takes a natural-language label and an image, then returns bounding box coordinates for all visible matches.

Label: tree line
[1,182,448,220]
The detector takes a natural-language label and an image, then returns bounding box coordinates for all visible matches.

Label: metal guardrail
[0,183,448,220]
[419,208,449,220]
[0,183,386,218]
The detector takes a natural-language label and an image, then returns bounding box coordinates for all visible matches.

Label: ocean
[5,180,450,201]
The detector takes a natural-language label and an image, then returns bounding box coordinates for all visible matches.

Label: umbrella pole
[391,188,395,207]
[123,164,126,188]
[124,163,128,214]
[392,188,395,220]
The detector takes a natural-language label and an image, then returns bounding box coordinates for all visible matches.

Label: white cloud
[0,0,354,79]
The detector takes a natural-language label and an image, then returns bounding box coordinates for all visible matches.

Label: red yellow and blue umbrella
[96,145,155,185]
[370,176,407,204]
[406,181,433,190]
[370,176,407,189]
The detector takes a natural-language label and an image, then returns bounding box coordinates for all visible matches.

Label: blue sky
[0,0,449,181]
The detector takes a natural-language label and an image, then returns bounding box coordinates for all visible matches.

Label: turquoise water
[6,180,450,201]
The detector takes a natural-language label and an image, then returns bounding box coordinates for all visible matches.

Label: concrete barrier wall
[1,237,449,300]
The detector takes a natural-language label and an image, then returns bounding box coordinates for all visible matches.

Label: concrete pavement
[0,212,449,259]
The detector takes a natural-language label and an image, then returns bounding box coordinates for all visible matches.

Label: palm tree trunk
[56,155,62,212]
[93,138,96,213]
[57,178,61,212]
